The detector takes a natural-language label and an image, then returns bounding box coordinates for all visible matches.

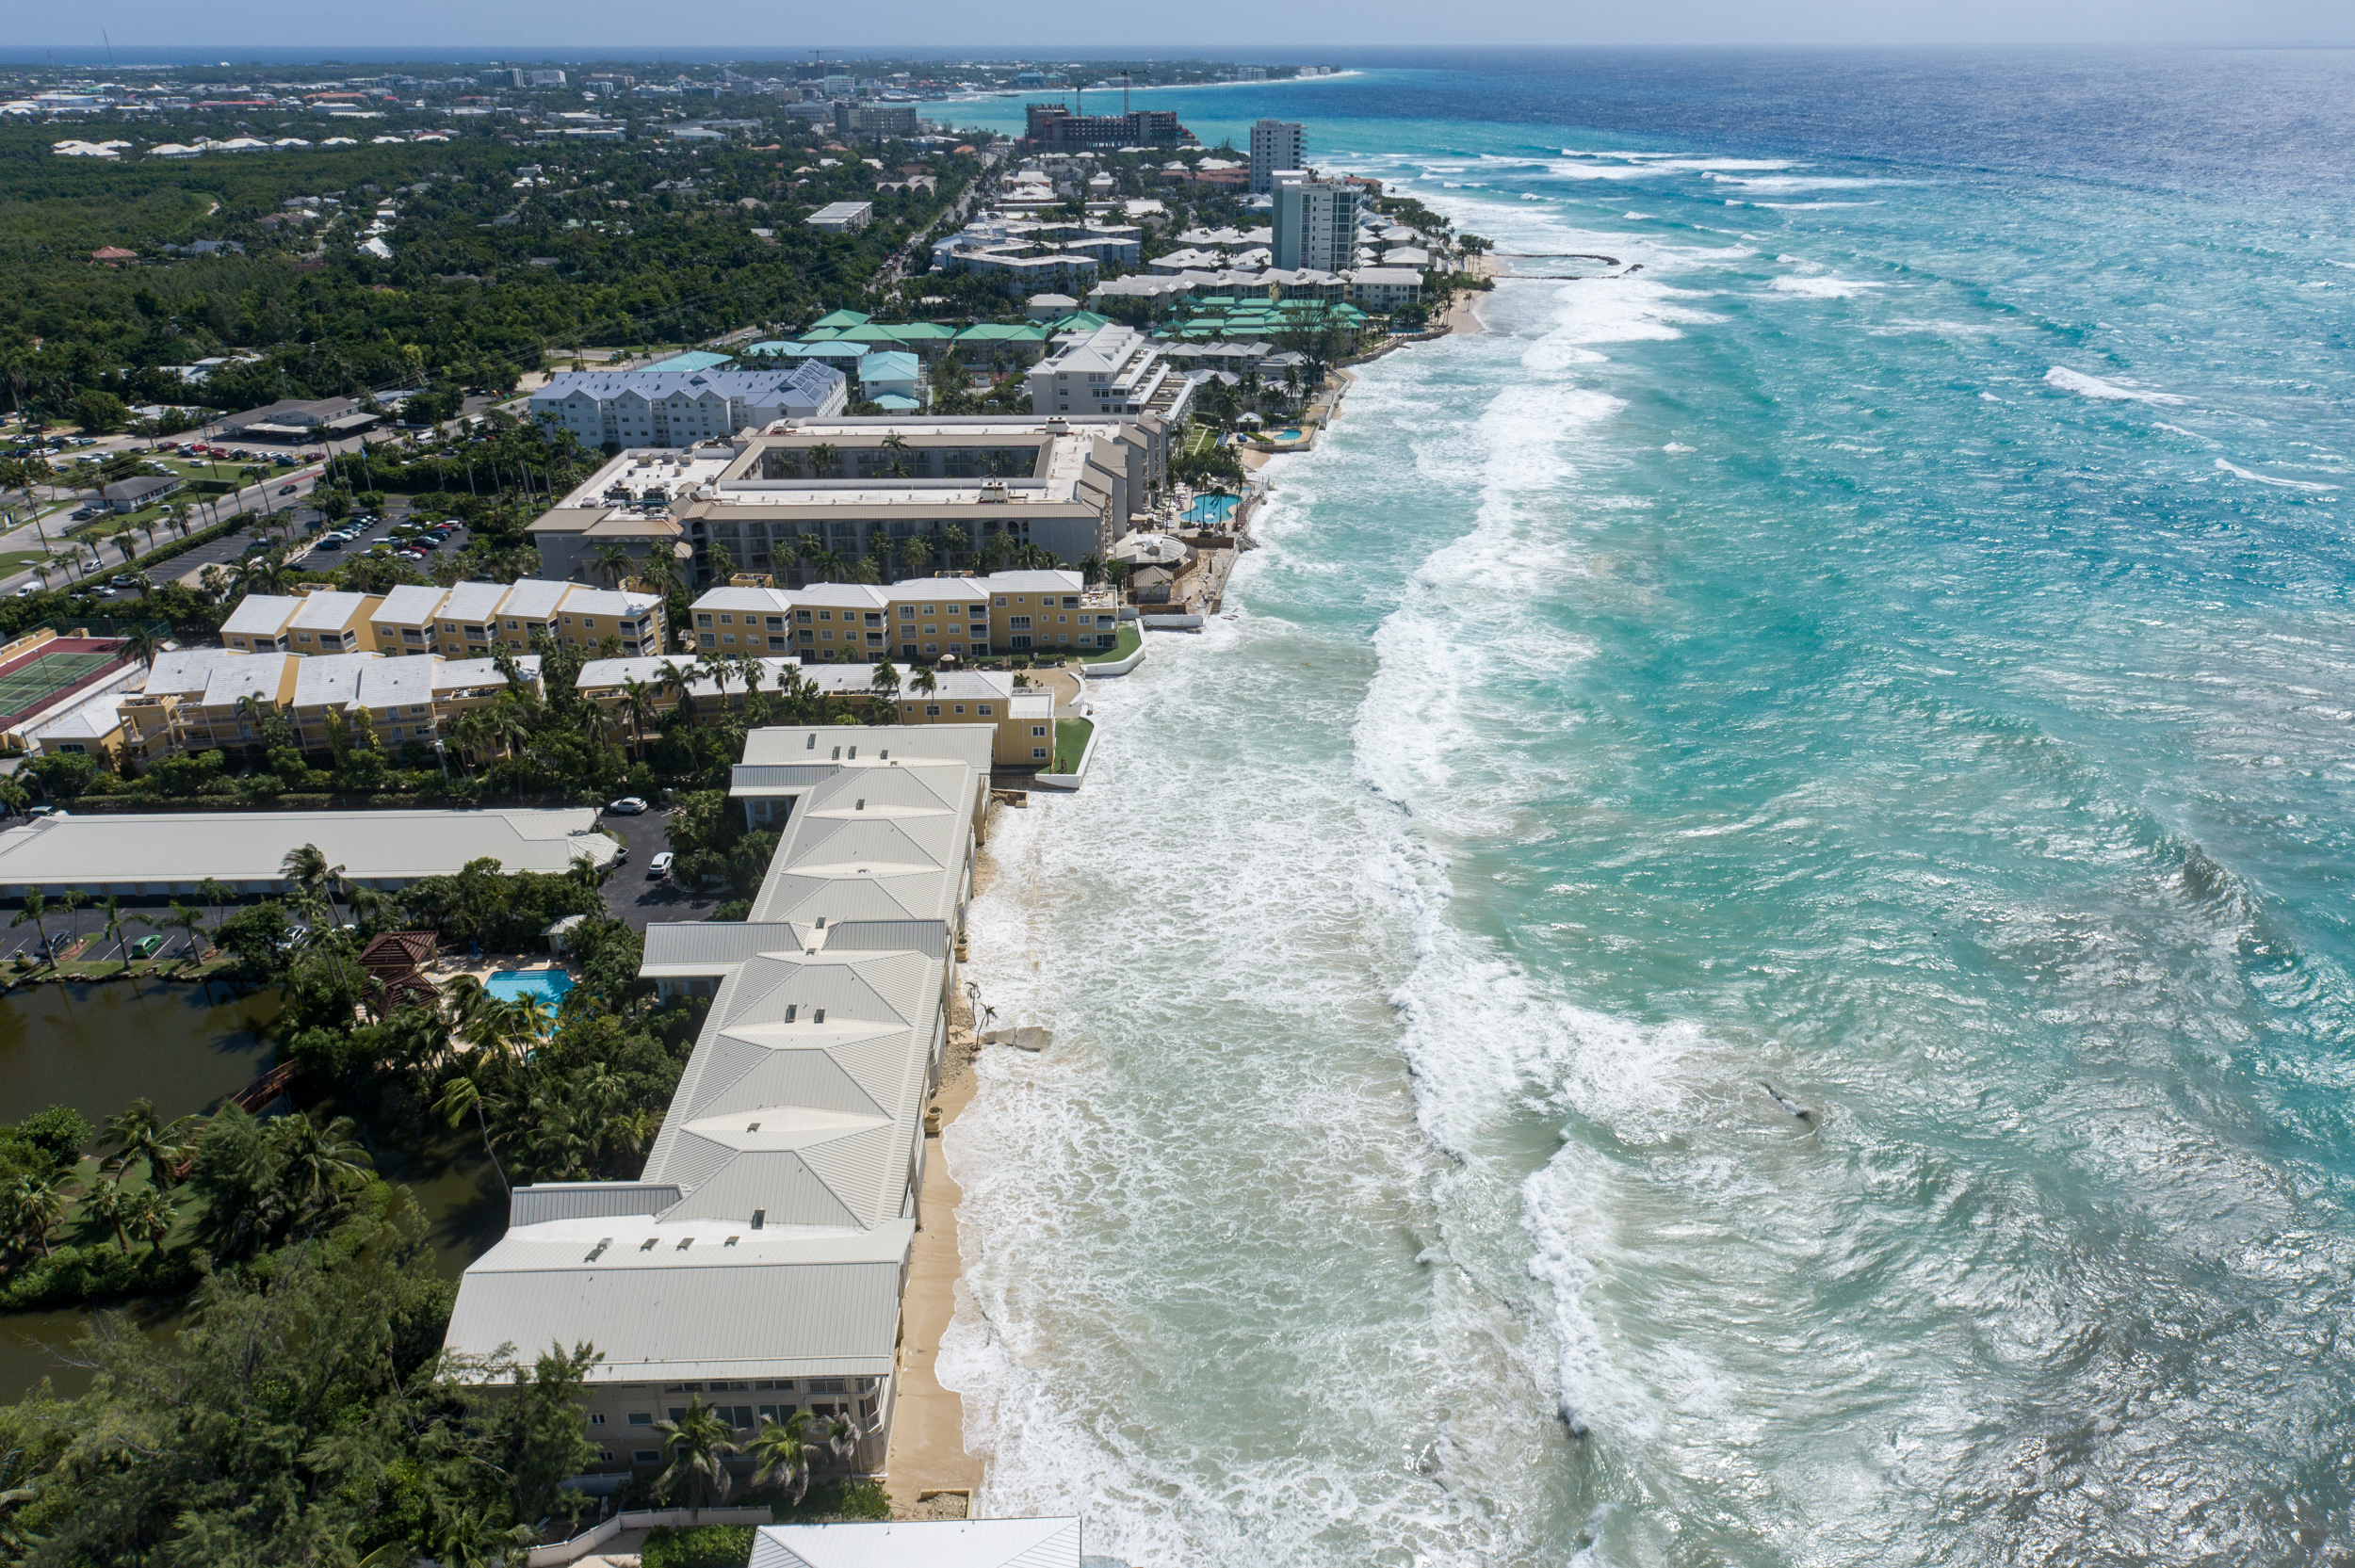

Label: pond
[0,980,503,1402]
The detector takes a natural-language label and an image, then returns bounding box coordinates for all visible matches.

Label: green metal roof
[809,309,872,330]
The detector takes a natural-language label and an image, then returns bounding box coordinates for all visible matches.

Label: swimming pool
[484,969,575,1009]
[1276,427,1305,442]
[1182,493,1240,525]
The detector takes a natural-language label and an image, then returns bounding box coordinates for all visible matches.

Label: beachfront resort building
[530,417,1177,588]
[1273,174,1364,273]
[572,655,1060,766]
[686,569,1116,660]
[1025,324,1187,420]
[442,724,995,1484]
[1248,118,1305,194]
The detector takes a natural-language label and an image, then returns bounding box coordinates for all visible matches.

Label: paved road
[596,804,721,931]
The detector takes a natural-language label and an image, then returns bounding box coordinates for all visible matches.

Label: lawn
[0,550,43,576]
[1076,623,1142,664]
[1053,717,1094,773]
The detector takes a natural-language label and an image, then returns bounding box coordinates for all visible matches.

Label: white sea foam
[2215,459,2339,492]
[1664,442,1696,454]
[1768,275,1887,299]
[2043,365,2189,404]
[1747,200,1887,209]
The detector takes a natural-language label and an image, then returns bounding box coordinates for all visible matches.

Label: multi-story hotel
[530,416,1176,588]
[443,724,993,1483]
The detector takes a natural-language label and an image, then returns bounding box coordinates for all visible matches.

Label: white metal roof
[750,1518,1084,1568]
[220,594,299,636]
[447,726,986,1388]
[0,807,617,892]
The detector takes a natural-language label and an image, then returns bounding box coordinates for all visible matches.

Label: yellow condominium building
[573,655,1057,768]
[221,578,671,663]
[689,570,1118,662]
[115,646,543,764]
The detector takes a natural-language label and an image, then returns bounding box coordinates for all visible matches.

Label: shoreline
[886,272,1491,1509]
[880,831,997,1515]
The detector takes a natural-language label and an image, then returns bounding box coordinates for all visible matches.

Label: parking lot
[596,802,720,930]
[0,898,213,963]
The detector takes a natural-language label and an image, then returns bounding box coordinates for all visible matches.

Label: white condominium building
[530,364,848,450]
[1025,323,1188,420]
[1273,175,1363,273]
[1248,118,1305,194]
[443,724,994,1485]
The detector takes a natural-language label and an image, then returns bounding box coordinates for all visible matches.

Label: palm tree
[0,1171,76,1259]
[97,896,135,967]
[592,542,636,589]
[101,1099,194,1189]
[81,1176,133,1253]
[912,665,938,697]
[696,651,735,711]
[435,1072,511,1198]
[122,1186,175,1253]
[281,842,345,922]
[656,661,699,728]
[272,1112,371,1217]
[941,523,968,569]
[620,676,656,758]
[748,1410,817,1504]
[9,890,53,965]
[151,902,211,973]
[807,442,840,478]
[898,535,933,577]
[652,1396,740,1519]
[869,657,901,702]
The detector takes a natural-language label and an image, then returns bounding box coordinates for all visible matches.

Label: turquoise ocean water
[942,53,2355,1565]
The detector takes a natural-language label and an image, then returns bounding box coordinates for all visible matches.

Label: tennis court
[0,639,128,730]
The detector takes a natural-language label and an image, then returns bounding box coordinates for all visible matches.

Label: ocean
[942,52,2355,1566]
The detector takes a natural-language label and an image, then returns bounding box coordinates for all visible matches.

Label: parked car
[606,796,648,815]
[131,934,169,960]
[647,851,674,879]
[313,538,344,551]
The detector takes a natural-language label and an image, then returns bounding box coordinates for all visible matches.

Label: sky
[1,0,2351,55]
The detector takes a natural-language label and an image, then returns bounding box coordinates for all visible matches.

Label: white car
[606,796,649,815]
[647,851,674,879]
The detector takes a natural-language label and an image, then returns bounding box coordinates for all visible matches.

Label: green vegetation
[1054,717,1095,773]
[1077,624,1142,664]
[0,112,987,432]
[643,1525,759,1568]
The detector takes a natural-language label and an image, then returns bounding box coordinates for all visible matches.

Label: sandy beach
[880,841,996,1514]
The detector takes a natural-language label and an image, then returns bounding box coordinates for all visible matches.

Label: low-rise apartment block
[529,364,847,450]
[574,656,1056,767]
[114,645,543,763]
[1025,323,1189,420]
[227,580,664,662]
[688,570,1116,660]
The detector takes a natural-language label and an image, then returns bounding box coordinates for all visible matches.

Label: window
[797,609,812,623]
[1031,725,1048,737]
[626,1413,653,1426]
[819,610,832,622]
[994,596,1007,606]
[977,703,994,716]
[1032,747,1048,759]
[925,704,942,717]
[590,1413,607,1426]
[633,1449,659,1463]
[697,613,714,627]
[505,619,518,630]
[952,703,965,714]
[900,606,915,620]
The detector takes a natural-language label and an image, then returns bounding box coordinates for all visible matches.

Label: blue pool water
[1182,493,1239,525]
[482,969,574,1009]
